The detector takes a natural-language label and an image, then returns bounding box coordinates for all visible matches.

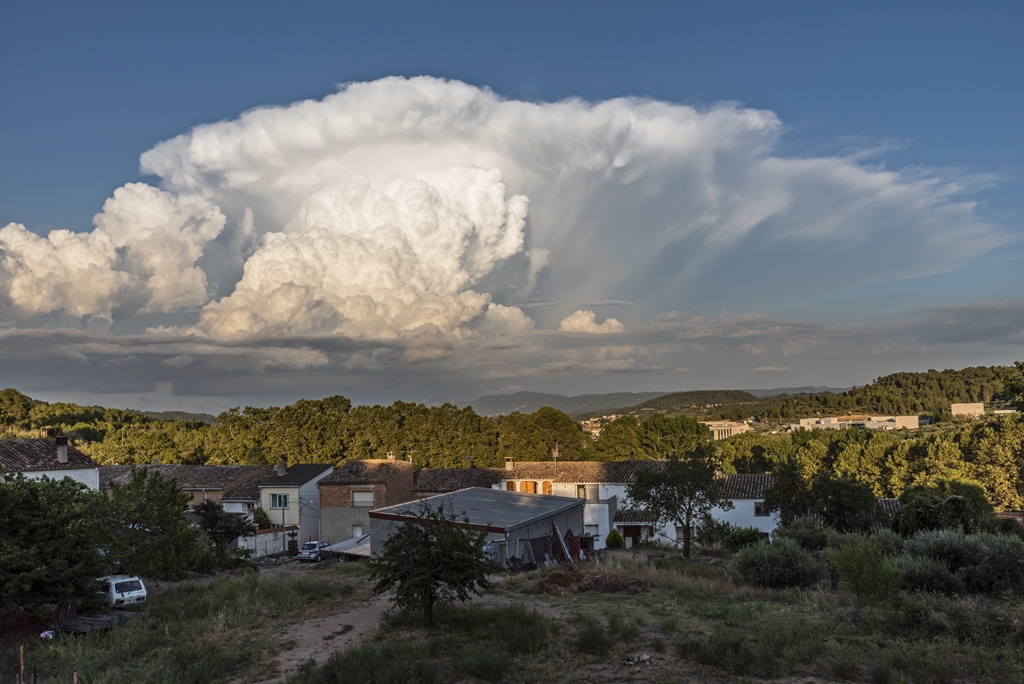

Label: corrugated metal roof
[319,459,413,485]
[369,487,584,534]
[413,467,504,493]
[0,438,97,472]
[99,464,267,490]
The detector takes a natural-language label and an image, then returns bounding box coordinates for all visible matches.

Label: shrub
[732,538,824,589]
[895,555,964,595]
[675,627,755,675]
[723,526,769,552]
[829,537,899,604]
[773,517,830,551]
[605,528,625,549]
[868,529,905,557]
[696,518,734,547]
[904,529,985,572]
[574,616,613,656]
[455,647,511,682]
[959,533,1024,594]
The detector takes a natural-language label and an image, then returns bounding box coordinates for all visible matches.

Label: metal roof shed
[368,487,585,565]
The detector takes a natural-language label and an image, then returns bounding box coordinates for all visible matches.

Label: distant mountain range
[465,387,851,417]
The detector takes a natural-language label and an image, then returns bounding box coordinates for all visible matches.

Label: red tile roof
[99,464,268,490]
[319,459,413,485]
[0,439,97,472]
[413,467,504,493]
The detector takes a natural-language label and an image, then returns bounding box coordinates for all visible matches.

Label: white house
[495,458,776,549]
[0,437,100,490]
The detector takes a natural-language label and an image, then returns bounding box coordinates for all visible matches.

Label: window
[351,490,375,507]
[577,485,586,499]
[506,481,516,491]
[245,503,255,510]
[270,493,288,509]
[675,526,688,541]
[520,481,536,494]
[584,524,600,537]
[352,525,363,537]
[754,501,769,517]
[542,481,552,495]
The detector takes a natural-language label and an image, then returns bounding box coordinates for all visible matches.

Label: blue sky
[1,1,1022,412]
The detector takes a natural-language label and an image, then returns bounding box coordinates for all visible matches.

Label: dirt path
[244,583,565,684]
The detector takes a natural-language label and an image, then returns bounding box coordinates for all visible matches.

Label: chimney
[629,453,634,463]
[56,436,68,464]
[276,456,287,477]
[153,457,160,465]
[505,457,514,471]
[387,450,395,461]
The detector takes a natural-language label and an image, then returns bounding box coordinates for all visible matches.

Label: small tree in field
[829,537,898,606]
[625,444,732,558]
[368,501,499,626]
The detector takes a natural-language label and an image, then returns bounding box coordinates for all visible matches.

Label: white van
[97,575,147,606]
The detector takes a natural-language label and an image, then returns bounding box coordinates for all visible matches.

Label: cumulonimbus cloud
[0,76,1011,377]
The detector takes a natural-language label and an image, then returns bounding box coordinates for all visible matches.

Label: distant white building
[792,415,919,431]
[951,403,985,418]
[701,421,750,440]
[0,437,100,490]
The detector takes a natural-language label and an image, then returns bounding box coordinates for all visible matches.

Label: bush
[829,537,899,604]
[696,517,734,547]
[773,517,831,551]
[605,528,625,549]
[675,627,755,675]
[723,527,769,552]
[895,555,965,595]
[732,538,824,589]
[575,616,613,656]
[904,529,985,573]
[868,529,905,557]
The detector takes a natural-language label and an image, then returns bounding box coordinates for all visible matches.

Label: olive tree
[368,501,499,626]
[625,445,732,558]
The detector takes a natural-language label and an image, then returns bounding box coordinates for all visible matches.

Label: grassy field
[0,563,372,684]
[292,552,1024,684]
[5,553,1024,683]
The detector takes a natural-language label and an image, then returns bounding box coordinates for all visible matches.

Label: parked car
[97,575,147,606]
[298,541,329,562]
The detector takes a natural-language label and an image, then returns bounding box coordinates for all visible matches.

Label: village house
[258,463,333,545]
[317,458,415,543]
[0,436,100,490]
[496,458,777,549]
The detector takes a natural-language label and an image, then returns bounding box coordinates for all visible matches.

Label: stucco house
[318,458,415,543]
[496,458,776,549]
[258,463,333,544]
[0,436,100,490]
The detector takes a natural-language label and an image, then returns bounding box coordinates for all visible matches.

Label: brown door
[620,526,642,547]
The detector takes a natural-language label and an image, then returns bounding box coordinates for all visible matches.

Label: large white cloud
[194,169,529,343]
[140,76,1008,329]
[559,310,624,334]
[0,183,224,317]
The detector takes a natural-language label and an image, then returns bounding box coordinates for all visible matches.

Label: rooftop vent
[56,436,68,464]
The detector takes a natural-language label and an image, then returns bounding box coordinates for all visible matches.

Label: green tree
[0,475,107,612]
[809,472,883,534]
[595,416,641,461]
[625,445,733,558]
[107,468,209,579]
[892,479,995,536]
[192,500,256,565]
[637,413,710,459]
[368,501,498,626]
[998,361,1024,410]
[763,458,814,526]
[829,537,899,605]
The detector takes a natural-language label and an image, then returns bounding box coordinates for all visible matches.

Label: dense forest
[576,366,1006,421]
[3,365,1024,509]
